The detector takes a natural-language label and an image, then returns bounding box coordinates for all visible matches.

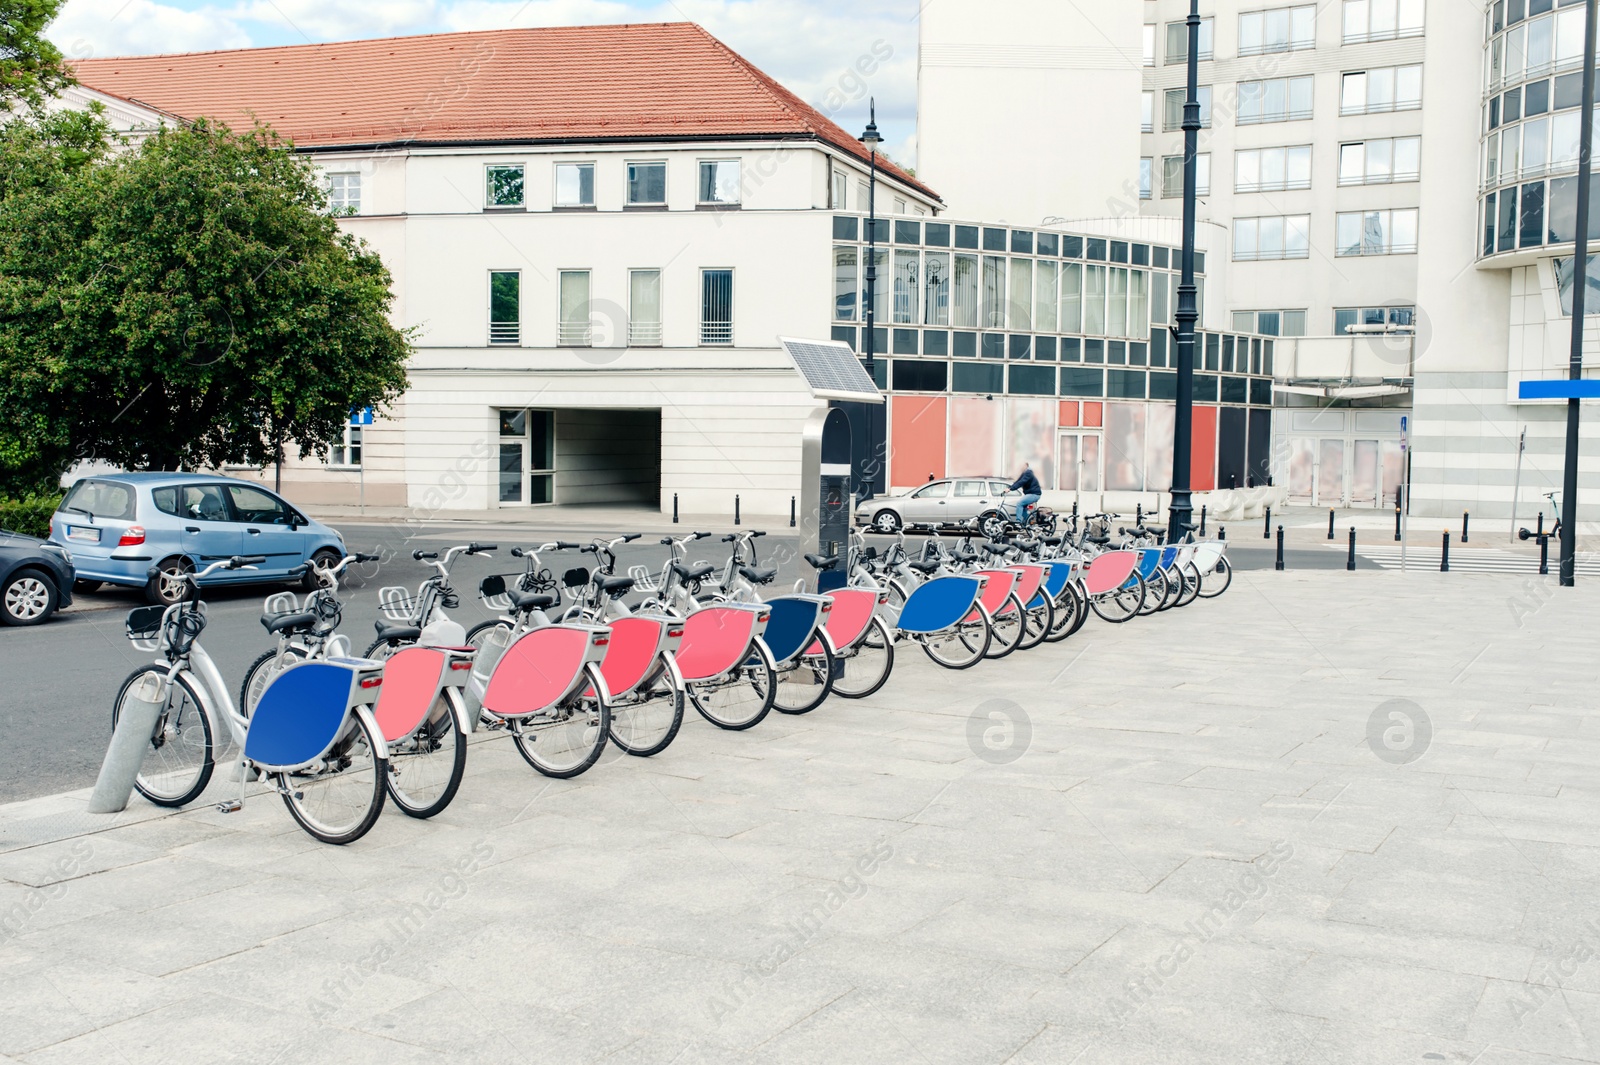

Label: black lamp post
[1167,0,1201,545]
[1560,0,1598,585]
[860,100,883,500]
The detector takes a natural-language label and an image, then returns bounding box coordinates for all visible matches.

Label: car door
[225,484,308,576]
[175,485,243,565]
[953,479,989,521]
[903,481,951,522]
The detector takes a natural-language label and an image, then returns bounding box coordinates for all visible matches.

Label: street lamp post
[1559,0,1598,585]
[860,101,883,501]
[1167,0,1201,544]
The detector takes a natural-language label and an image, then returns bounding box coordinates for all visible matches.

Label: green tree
[0,119,411,491]
[0,0,73,108]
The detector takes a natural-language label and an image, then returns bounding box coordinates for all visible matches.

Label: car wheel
[979,512,1006,539]
[871,510,902,535]
[303,548,341,591]
[73,579,103,593]
[145,557,194,606]
[2,568,58,625]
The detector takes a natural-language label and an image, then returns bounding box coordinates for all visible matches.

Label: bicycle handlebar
[413,550,438,561]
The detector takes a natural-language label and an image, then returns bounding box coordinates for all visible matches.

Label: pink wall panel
[1005,399,1057,486]
[889,395,947,489]
[948,397,1001,476]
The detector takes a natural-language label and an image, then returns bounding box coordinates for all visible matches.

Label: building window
[1164,86,1214,130]
[498,409,554,505]
[1334,306,1415,334]
[1139,158,1153,200]
[329,421,362,467]
[1239,5,1316,56]
[1342,0,1424,44]
[981,255,1007,329]
[831,169,847,209]
[894,197,908,215]
[627,162,666,205]
[488,270,520,345]
[952,253,979,328]
[1336,209,1419,255]
[925,251,951,326]
[833,246,858,321]
[1492,9,1587,92]
[1233,215,1311,261]
[629,269,662,346]
[326,172,360,215]
[894,250,921,324]
[1162,153,1212,197]
[559,271,591,346]
[554,163,595,207]
[1233,309,1307,337]
[1166,18,1215,64]
[1141,90,1155,133]
[1339,137,1421,185]
[1234,146,1311,192]
[1341,66,1423,115]
[858,181,870,210]
[1237,76,1314,125]
[698,160,741,205]
[1143,24,1156,66]
[701,269,733,345]
[1554,257,1600,315]
[485,164,525,208]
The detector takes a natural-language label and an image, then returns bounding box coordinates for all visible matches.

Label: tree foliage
[0,118,411,494]
[0,0,73,108]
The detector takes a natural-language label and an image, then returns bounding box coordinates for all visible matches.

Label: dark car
[0,529,75,626]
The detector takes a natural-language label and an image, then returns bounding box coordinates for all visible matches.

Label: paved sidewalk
[3,571,1598,1063]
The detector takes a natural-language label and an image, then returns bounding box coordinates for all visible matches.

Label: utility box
[801,407,857,591]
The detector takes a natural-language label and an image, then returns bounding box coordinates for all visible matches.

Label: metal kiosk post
[801,408,855,593]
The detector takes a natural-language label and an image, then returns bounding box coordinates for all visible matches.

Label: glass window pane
[1397,65,1422,107]
[628,162,666,204]
[894,250,920,324]
[1343,72,1366,111]
[953,253,980,327]
[833,246,857,321]
[1061,262,1082,332]
[1084,264,1106,334]
[486,165,524,207]
[559,271,590,344]
[1009,258,1032,330]
[1288,146,1312,186]
[1108,268,1128,338]
[499,442,523,503]
[630,270,662,345]
[1035,260,1058,332]
[1237,149,1260,191]
[924,251,951,325]
[982,255,1007,329]
[699,160,741,204]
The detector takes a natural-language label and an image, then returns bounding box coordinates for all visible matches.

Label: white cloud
[233,0,441,41]
[52,0,251,59]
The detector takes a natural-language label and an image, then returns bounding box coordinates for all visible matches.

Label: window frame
[1165,17,1215,64]
[626,160,668,207]
[1232,215,1312,261]
[697,159,742,207]
[629,268,663,347]
[1335,209,1420,256]
[1337,136,1422,186]
[1238,4,1317,56]
[553,162,596,209]
[700,268,734,346]
[488,269,521,346]
[558,270,592,347]
[1236,75,1315,125]
[484,163,526,210]
[1340,65,1424,115]
[1163,153,1213,197]
[1342,0,1425,45]
[1233,145,1312,193]
[326,171,361,216]
[329,421,363,468]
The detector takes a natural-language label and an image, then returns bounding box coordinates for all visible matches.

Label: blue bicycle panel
[1031,562,1072,609]
[245,662,357,769]
[899,575,983,634]
[1137,549,1161,580]
[760,596,825,664]
[1160,547,1178,569]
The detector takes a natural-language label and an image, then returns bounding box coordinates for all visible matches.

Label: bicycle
[795,538,896,700]
[239,550,379,713]
[1519,490,1564,545]
[850,525,995,669]
[366,542,497,658]
[109,556,390,844]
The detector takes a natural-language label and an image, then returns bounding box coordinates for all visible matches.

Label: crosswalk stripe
[1333,545,1600,574]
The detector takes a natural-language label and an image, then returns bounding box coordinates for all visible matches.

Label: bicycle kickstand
[215,759,249,813]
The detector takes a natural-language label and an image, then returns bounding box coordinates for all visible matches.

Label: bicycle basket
[126,605,166,651]
[517,568,556,594]
[262,591,300,618]
[378,585,421,622]
[479,574,512,610]
[562,566,591,589]
[627,564,664,594]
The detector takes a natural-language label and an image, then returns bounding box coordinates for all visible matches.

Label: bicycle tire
[465,618,511,647]
[1176,562,1203,607]
[1090,576,1145,623]
[1196,556,1232,598]
[510,663,612,778]
[983,591,1027,659]
[831,615,895,699]
[239,646,307,717]
[690,637,777,730]
[607,659,686,757]
[111,666,214,808]
[1042,584,1079,643]
[385,690,468,819]
[1017,591,1054,650]
[921,604,992,669]
[276,711,387,845]
[361,637,403,663]
[772,630,836,715]
[1067,580,1091,636]
[1137,571,1164,616]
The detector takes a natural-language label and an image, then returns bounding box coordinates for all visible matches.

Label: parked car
[51,473,347,605]
[0,529,75,626]
[854,476,1020,538]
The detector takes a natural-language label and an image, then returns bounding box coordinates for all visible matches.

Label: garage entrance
[497,407,661,508]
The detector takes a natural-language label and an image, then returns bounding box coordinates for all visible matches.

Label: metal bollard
[673,493,679,524]
[1275,525,1285,570]
[1072,499,1079,519]
[1441,531,1450,572]
[1537,511,1545,537]
[790,495,796,528]
[1328,509,1335,540]
[1264,505,1272,539]
[1540,533,1550,575]
[1200,505,1207,537]
[1136,503,1143,525]
[1462,510,1469,544]
[734,494,741,526]
[1395,506,1402,542]
[1347,527,1356,571]
[1219,525,1226,541]
[89,671,169,813]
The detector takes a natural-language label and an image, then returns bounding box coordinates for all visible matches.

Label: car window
[60,479,137,520]
[151,487,180,516]
[954,481,986,497]
[913,483,949,499]
[227,485,293,524]
[991,481,1011,495]
[178,485,232,522]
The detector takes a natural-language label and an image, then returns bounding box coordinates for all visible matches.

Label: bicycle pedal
[215,799,243,814]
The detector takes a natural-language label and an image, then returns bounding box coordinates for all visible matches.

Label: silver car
[855,477,1018,537]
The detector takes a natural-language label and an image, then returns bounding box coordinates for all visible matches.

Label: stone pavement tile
[15,993,311,1065]
[892,893,1123,974]
[59,853,259,918]
[0,957,181,1058]
[1270,953,1487,1039]
[22,903,268,978]
[0,871,120,938]
[594,1032,755,1065]
[353,986,642,1062]
[1243,913,1536,982]
[1469,980,1600,1061]
[1322,870,1539,945]
[0,835,163,888]
[884,819,1165,894]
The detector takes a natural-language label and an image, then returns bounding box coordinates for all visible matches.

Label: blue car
[51,473,347,605]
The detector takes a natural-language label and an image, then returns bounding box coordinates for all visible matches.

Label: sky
[47,0,923,165]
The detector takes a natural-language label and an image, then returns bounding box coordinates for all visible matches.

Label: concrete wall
[554,408,660,506]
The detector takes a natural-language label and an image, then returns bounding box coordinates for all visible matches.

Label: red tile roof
[72,22,937,201]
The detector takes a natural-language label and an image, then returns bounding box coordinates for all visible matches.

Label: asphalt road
[0,520,1335,805]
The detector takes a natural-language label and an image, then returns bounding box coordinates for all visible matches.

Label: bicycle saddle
[804,553,840,570]
[373,621,422,643]
[598,575,635,596]
[907,559,941,574]
[739,566,777,585]
[1142,524,1168,537]
[981,543,1009,556]
[512,590,557,612]
[1041,536,1064,546]
[672,562,715,582]
[261,611,316,635]
[1086,533,1111,545]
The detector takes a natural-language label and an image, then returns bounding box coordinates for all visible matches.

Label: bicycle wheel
[983,592,1026,659]
[1043,583,1079,643]
[510,664,611,778]
[1137,570,1166,616]
[772,631,836,715]
[1197,556,1232,598]
[608,659,685,757]
[361,637,403,663]
[1018,592,1054,650]
[832,615,895,699]
[1067,580,1091,636]
[1090,576,1146,623]
[690,638,777,730]
[1176,562,1203,607]
[239,646,307,717]
[385,690,468,819]
[921,606,992,669]
[111,666,215,807]
[465,618,511,647]
[275,711,387,845]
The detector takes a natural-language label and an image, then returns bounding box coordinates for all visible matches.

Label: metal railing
[558,321,592,346]
[1342,26,1425,45]
[1336,169,1421,187]
[629,321,663,346]
[1237,107,1313,126]
[1339,99,1422,116]
[488,321,520,345]
[1234,178,1312,194]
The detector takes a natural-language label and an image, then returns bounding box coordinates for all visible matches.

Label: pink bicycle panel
[969,568,1019,619]
[592,615,662,696]
[1006,565,1047,606]
[372,646,446,742]
[674,607,759,682]
[808,588,877,654]
[1084,551,1139,596]
[483,626,591,717]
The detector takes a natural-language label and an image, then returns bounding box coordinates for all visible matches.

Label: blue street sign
[1518,380,1600,400]
[350,407,375,426]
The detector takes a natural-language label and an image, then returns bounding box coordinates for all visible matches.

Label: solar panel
[778,337,884,403]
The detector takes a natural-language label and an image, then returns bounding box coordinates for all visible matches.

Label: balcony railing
[1339,99,1422,116]
[1342,26,1425,45]
[1238,40,1314,57]
[1237,107,1313,126]
[629,321,663,346]
[1337,169,1420,187]
[700,321,733,346]
[1234,178,1312,194]
[489,321,520,345]
[1233,249,1311,262]
[558,321,592,346]
[1336,242,1419,257]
